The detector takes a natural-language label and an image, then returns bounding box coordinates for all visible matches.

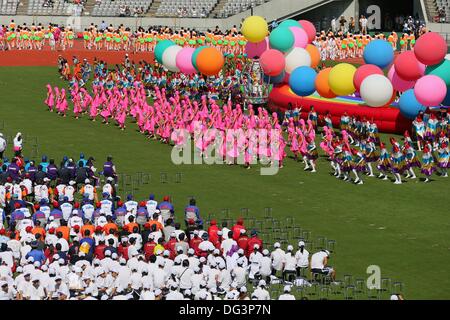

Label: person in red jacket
[207,219,219,243]
[231,218,245,240]
[94,240,107,260]
[237,229,249,255]
[189,230,202,256]
[143,237,157,261]
[164,232,178,260]
[246,230,263,257]
[117,237,129,260]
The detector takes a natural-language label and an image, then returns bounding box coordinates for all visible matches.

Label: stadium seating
[27,0,83,16]
[426,0,450,22]
[216,0,269,18]
[0,0,20,15]
[155,0,217,18]
[91,0,152,17]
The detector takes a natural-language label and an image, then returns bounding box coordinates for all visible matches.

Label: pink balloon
[260,49,286,76]
[394,51,425,81]
[298,20,316,43]
[414,75,447,106]
[176,47,196,74]
[289,27,308,49]
[353,64,384,92]
[245,38,269,59]
[387,65,415,92]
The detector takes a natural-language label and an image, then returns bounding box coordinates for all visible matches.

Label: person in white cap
[139,282,155,300]
[64,181,76,202]
[310,249,336,282]
[295,241,309,277]
[218,260,232,291]
[80,179,96,202]
[390,293,404,300]
[278,285,296,300]
[270,242,286,277]
[166,283,184,300]
[24,276,46,300]
[152,259,167,289]
[259,249,272,283]
[248,244,262,280]
[0,281,16,300]
[252,279,270,300]
[283,245,297,282]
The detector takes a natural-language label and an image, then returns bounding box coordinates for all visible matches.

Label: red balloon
[298,20,316,43]
[260,49,286,76]
[353,64,384,92]
[414,32,447,66]
[394,51,425,81]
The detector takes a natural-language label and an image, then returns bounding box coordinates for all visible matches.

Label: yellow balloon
[241,16,269,43]
[328,63,357,96]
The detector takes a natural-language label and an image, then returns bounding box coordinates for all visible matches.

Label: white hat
[274,242,281,248]
[237,248,244,255]
[240,229,246,234]
[287,245,294,251]
[253,244,260,250]
[390,294,399,300]
[74,266,82,273]
[104,250,112,256]
[31,275,40,282]
[324,250,330,256]
[58,258,65,265]
[218,261,226,269]
[0,281,7,287]
[72,210,79,215]
[170,232,177,238]
[155,249,162,255]
[79,252,86,257]
[154,289,162,296]
[262,249,269,256]
[41,265,48,271]
[27,256,34,263]
[199,257,206,263]
[240,286,247,293]
[217,231,223,236]
[73,236,79,242]
[33,261,41,267]
[258,280,266,287]
[49,216,55,221]
[85,179,90,184]
[24,212,31,218]
[158,260,165,267]
[184,289,191,296]
[225,291,235,300]
[193,230,199,236]
[43,178,50,182]
[119,258,126,265]
[69,180,76,186]
[111,253,118,260]
[298,241,305,247]
[16,266,23,273]
[213,249,220,255]
[163,250,170,257]
[187,248,195,255]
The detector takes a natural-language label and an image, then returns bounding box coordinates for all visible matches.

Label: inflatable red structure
[269,85,412,134]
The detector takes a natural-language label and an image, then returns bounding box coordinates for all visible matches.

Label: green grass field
[0,66,449,299]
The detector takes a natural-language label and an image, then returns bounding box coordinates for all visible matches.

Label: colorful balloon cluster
[241,16,319,94]
[154,39,225,76]
[242,16,449,118]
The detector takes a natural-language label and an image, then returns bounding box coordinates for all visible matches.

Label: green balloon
[399,40,405,45]
[197,39,204,44]
[238,40,246,46]
[425,59,450,86]
[411,39,416,45]
[341,44,347,49]
[218,40,223,45]
[155,40,175,64]
[192,45,208,70]
[357,42,362,48]
[348,42,354,48]
[279,19,302,28]
[230,41,236,46]
[269,27,294,53]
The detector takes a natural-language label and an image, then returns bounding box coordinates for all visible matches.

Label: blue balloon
[289,66,317,97]
[363,39,394,69]
[399,89,426,119]
[264,71,285,84]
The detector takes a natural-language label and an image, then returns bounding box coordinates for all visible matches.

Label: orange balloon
[306,44,320,68]
[315,68,337,98]
[196,47,224,76]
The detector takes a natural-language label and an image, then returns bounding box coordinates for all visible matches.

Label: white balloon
[162,45,183,72]
[284,47,311,74]
[360,74,394,107]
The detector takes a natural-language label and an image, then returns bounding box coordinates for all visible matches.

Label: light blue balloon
[289,66,317,97]
[155,40,175,64]
[399,89,426,119]
[269,27,294,53]
[279,19,302,28]
[363,39,394,69]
